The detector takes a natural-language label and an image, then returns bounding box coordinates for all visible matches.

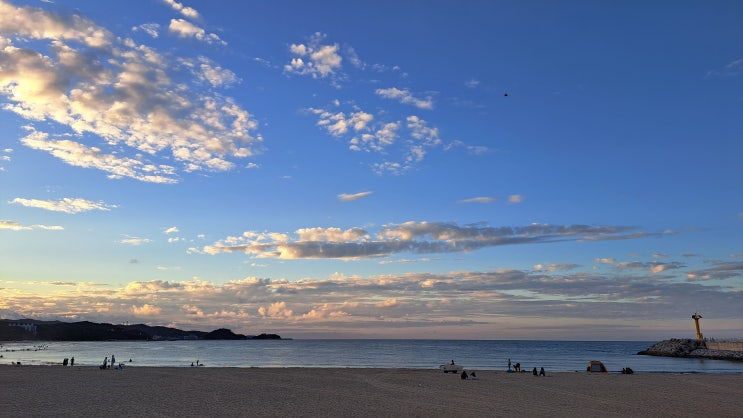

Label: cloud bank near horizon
[2,261,741,338]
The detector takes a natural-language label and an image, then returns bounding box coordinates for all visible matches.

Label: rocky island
[0,319,283,341]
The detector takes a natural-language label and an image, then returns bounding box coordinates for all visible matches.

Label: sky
[0,0,741,340]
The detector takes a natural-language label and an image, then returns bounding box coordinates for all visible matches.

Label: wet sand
[1,366,741,417]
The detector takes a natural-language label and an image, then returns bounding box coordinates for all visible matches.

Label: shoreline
[2,366,742,417]
[4,363,743,374]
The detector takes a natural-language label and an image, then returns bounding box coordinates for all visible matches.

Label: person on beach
[539,367,545,376]
[461,370,468,380]
[70,357,74,366]
[508,358,511,370]
[515,362,521,372]
[101,357,108,369]
[532,367,538,376]
[469,371,478,380]
[111,354,115,369]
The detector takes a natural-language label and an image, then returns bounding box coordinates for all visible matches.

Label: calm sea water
[2,340,742,374]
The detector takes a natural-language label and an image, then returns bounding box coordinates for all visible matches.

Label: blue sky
[1,0,741,339]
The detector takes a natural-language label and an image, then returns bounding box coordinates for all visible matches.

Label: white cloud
[284,32,342,79]
[458,197,494,204]
[338,191,372,202]
[20,132,178,184]
[119,237,152,245]
[0,220,63,231]
[0,3,261,182]
[10,197,114,213]
[164,226,179,234]
[131,303,162,316]
[132,23,160,38]
[375,87,433,109]
[202,222,649,260]
[197,58,238,87]
[465,79,480,88]
[163,0,199,19]
[307,105,447,175]
[168,19,226,45]
[508,194,524,204]
[4,265,739,338]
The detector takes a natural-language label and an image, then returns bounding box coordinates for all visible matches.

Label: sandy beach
[1,366,741,417]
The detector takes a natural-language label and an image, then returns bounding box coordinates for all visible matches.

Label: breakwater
[705,340,743,352]
[638,339,743,362]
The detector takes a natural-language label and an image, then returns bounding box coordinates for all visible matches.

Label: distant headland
[0,319,284,341]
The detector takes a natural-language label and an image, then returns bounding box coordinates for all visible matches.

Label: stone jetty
[638,338,743,361]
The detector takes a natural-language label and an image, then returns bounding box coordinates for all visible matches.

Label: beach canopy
[587,360,608,373]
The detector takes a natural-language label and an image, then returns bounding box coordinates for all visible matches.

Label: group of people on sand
[508,358,545,376]
[461,370,478,380]
[61,357,74,366]
[507,358,522,372]
[100,354,131,369]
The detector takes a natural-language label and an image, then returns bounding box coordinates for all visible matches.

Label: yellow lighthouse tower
[691,312,703,340]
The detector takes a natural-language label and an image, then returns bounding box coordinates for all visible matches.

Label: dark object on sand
[587,360,607,373]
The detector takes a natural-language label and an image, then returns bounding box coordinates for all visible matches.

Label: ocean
[3,340,742,374]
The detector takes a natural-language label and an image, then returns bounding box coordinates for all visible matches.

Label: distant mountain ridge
[0,319,282,341]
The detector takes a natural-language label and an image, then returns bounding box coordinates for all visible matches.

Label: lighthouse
[691,312,703,340]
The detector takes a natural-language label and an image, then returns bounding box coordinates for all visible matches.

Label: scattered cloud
[0,2,260,182]
[163,0,199,19]
[458,197,494,204]
[465,79,480,88]
[10,197,114,214]
[0,220,63,231]
[533,263,580,272]
[197,58,238,87]
[686,262,743,281]
[119,237,153,246]
[131,303,162,316]
[168,19,226,45]
[20,132,178,184]
[284,32,342,79]
[132,23,160,38]
[164,227,179,234]
[508,194,524,204]
[375,87,433,109]
[706,58,743,78]
[338,191,372,202]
